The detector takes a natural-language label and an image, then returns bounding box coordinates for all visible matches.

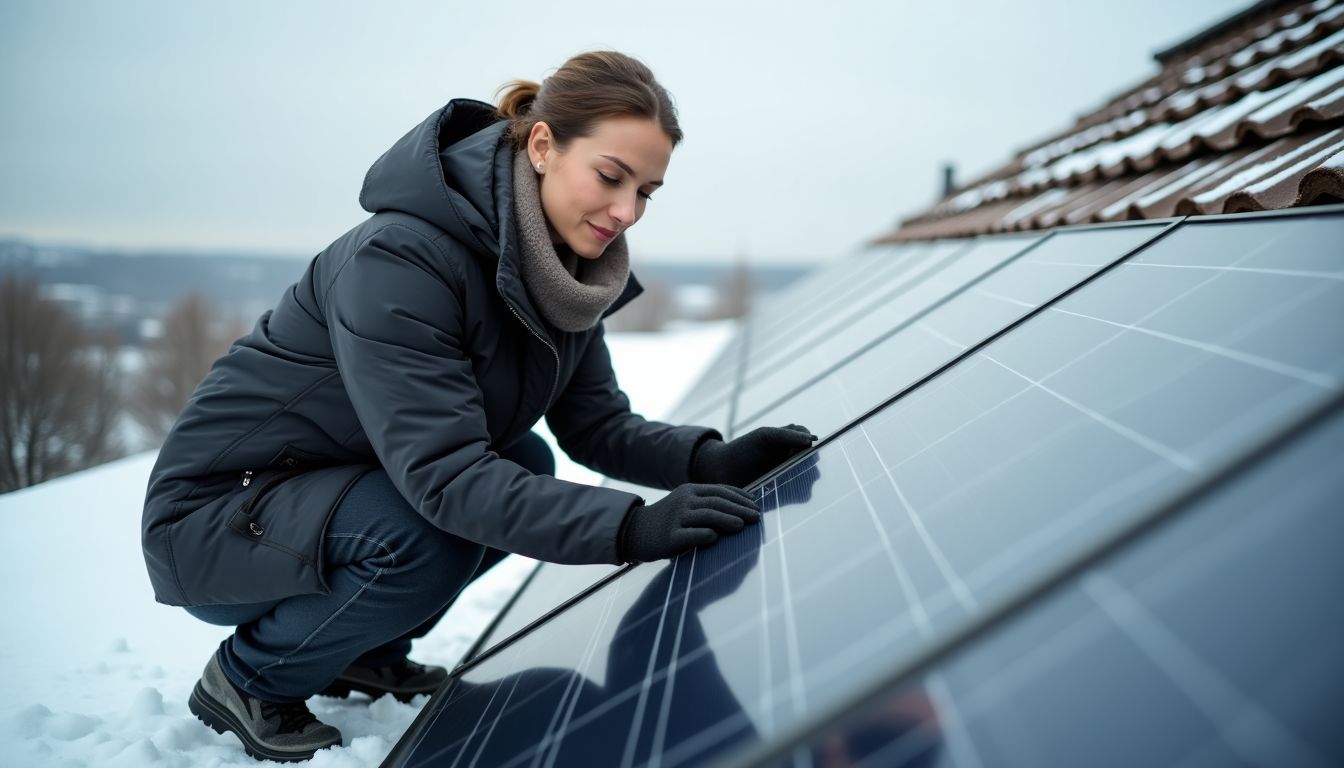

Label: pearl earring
[536,162,543,171]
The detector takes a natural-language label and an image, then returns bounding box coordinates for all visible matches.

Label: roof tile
[889,0,1344,241]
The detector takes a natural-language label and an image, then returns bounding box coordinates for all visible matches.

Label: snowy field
[0,321,734,768]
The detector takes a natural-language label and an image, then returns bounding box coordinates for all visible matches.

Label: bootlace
[259,700,320,734]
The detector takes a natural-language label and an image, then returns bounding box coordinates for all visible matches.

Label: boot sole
[190,681,339,763]
[318,677,437,703]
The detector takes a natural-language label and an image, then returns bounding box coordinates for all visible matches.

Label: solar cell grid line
[749,247,896,330]
[510,579,626,768]
[666,367,735,420]
[458,559,541,662]
[741,245,927,354]
[469,480,687,661]
[736,392,1344,768]
[731,229,1062,433]
[669,242,955,430]
[667,321,755,428]
[666,379,734,430]
[1078,574,1325,767]
[724,279,756,440]
[741,242,969,378]
[666,247,892,420]
[670,245,928,426]
[399,563,671,767]
[733,221,1176,438]
[669,399,733,444]
[647,549,702,768]
[833,221,1342,602]
[535,575,627,768]
[837,440,988,768]
[473,562,626,654]
[667,338,742,419]
[619,555,686,768]
[745,245,920,351]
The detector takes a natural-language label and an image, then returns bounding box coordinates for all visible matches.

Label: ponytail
[494,79,540,120]
[494,51,682,153]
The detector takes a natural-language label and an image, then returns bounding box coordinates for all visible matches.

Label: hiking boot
[189,651,342,763]
[318,658,448,703]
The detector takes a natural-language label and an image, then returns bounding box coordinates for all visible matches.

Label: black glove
[689,424,818,487]
[618,483,761,563]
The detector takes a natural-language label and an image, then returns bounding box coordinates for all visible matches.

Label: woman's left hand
[689,424,818,487]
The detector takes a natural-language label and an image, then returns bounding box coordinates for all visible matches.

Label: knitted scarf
[512,148,630,333]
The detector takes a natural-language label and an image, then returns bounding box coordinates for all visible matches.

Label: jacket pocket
[267,443,330,471]
[228,467,303,540]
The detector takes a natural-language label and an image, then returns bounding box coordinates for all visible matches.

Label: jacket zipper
[246,469,302,513]
[241,465,307,538]
[505,300,559,409]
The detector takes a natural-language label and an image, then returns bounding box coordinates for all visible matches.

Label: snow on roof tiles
[885,0,1344,243]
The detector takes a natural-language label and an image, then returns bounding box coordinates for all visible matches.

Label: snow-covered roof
[887,0,1344,242]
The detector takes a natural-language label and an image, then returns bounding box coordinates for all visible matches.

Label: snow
[0,320,735,767]
[1192,127,1343,206]
[1240,127,1344,196]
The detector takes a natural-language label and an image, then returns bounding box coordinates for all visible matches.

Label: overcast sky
[1,0,1248,265]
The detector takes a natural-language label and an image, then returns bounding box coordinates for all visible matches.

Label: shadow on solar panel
[382,206,1344,767]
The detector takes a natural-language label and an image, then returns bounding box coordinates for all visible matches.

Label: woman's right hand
[618,484,761,563]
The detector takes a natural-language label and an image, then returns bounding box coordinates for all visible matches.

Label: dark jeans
[186,432,555,702]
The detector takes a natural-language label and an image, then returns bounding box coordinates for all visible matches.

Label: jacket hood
[358,98,642,329]
[359,99,507,255]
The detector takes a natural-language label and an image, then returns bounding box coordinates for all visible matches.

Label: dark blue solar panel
[668,247,909,421]
[756,401,1344,768]
[470,562,624,656]
[748,247,905,340]
[741,238,1032,400]
[735,222,1166,438]
[384,211,1344,768]
[671,245,939,425]
[742,242,972,377]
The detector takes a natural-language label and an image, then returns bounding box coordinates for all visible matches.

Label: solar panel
[742,242,968,376]
[383,207,1344,767]
[462,562,623,659]
[747,246,917,346]
[735,222,1167,438]
[671,245,926,425]
[744,396,1344,767]
[733,233,1047,434]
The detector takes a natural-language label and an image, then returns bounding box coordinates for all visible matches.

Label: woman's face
[527,116,672,259]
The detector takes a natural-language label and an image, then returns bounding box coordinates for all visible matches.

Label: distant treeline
[0,238,810,342]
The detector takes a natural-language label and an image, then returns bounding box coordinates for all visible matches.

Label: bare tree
[131,292,247,442]
[0,276,123,492]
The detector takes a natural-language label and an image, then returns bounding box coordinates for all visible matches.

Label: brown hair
[495,51,683,153]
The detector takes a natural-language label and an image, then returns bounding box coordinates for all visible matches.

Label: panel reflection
[774,406,1344,768]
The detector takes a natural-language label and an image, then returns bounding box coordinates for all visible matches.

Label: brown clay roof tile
[887,0,1344,242]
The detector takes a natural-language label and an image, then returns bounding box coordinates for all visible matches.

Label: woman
[141,50,814,762]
